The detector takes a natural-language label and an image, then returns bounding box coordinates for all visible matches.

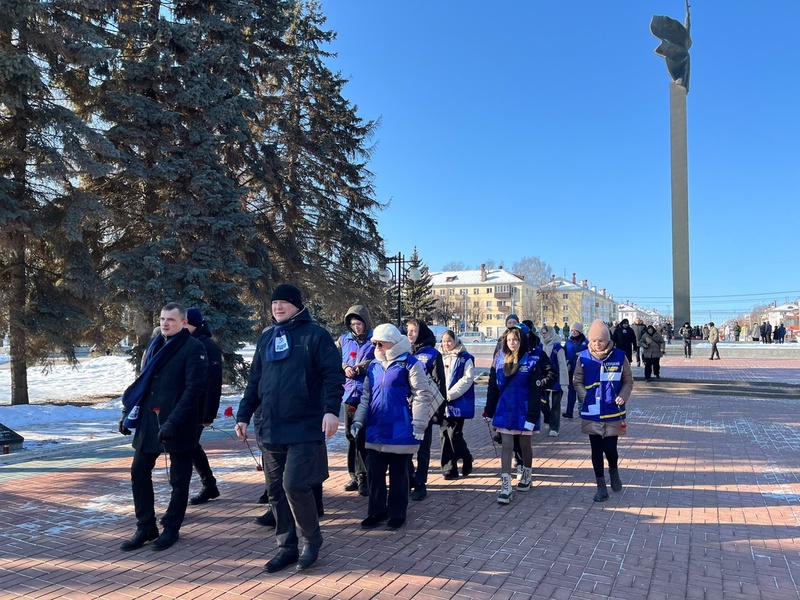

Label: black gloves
[119,419,131,436]
[157,421,175,444]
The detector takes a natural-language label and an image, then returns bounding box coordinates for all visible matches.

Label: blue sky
[322,1,798,322]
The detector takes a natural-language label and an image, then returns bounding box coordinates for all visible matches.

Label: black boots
[120,527,159,551]
[189,486,220,505]
[609,468,623,492]
[593,477,609,502]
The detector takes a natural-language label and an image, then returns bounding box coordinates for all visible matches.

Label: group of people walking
[115,287,635,574]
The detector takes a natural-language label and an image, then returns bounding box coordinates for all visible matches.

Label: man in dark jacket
[185,307,224,506]
[612,319,637,364]
[631,318,646,367]
[119,302,208,552]
[236,284,344,574]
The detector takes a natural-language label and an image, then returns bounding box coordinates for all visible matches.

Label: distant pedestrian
[665,322,674,345]
[733,322,741,342]
[352,324,435,531]
[185,308,224,507]
[612,319,637,364]
[679,321,692,358]
[574,320,634,502]
[483,326,556,504]
[439,330,476,479]
[631,318,647,367]
[336,305,375,496]
[562,322,588,419]
[639,325,665,381]
[119,302,208,552]
[776,323,786,344]
[235,284,345,573]
[708,322,721,360]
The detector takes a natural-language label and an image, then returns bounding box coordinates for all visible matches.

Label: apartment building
[428,265,537,339]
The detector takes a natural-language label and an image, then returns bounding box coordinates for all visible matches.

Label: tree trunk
[8,230,29,405]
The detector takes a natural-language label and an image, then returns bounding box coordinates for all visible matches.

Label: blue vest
[578,348,627,422]
[446,351,475,419]
[565,337,589,375]
[338,332,374,405]
[491,351,543,431]
[413,345,440,376]
[543,342,564,392]
[364,354,419,447]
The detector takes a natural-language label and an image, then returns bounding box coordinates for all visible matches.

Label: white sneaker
[549,430,559,437]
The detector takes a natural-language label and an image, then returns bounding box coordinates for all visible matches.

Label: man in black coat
[236,284,344,573]
[612,318,637,364]
[119,302,208,551]
[185,307,224,506]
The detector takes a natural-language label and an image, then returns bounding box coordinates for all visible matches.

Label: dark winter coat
[612,324,638,354]
[192,326,223,424]
[128,329,208,454]
[236,308,345,445]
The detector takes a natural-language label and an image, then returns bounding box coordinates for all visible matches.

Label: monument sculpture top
[650,1,692,92]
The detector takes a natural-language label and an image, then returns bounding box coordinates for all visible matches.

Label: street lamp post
[378,252,422,327]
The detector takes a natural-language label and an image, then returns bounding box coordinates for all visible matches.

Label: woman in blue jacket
[483,326,556,504]
[574,320,634,502]
[352,324,435,531]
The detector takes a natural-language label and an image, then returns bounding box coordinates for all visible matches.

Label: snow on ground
[0,354,247,458]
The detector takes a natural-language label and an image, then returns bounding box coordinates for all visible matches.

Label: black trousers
[409,420,433,486]
[644,357,661,379]
[344,406,367,481]
[439,417,472,475]
[710,342,720,359]
[131,449,193,532]
[263,441,325,552]
[683,339,692,357]
[589,434,619,477]
[191,425,216,488]
[367,450,410,520]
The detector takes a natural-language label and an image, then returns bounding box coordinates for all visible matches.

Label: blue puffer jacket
[362,354,419,449]
[444,349,475,419]
[338,333,374,405]
[484,349,556,431]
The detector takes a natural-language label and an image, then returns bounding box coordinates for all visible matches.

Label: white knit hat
[371,323,404,345]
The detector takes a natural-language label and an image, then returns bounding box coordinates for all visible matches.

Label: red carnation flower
[224,406,234,418]
[349,351,357,358]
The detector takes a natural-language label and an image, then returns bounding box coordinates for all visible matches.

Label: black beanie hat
[186,307,203,327]
[271,284,303,309]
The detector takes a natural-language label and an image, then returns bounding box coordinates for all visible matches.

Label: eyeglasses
[375,341,387,348]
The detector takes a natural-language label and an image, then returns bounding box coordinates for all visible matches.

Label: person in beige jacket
[708,322,721,360]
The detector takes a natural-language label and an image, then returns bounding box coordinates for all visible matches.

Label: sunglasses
[375,341,388,348]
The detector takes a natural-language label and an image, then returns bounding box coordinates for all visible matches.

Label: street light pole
[378,252,421,327]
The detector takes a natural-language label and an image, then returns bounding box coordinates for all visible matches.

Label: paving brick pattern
[2,359,800,599]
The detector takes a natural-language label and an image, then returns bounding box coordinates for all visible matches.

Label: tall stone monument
[651,2,692,328]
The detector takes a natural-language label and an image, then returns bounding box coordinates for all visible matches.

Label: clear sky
[321,1,799,323]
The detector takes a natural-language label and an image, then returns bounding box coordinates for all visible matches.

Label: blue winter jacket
[363,354,420,449]
[338,331,374,405]
[484,349,556,431]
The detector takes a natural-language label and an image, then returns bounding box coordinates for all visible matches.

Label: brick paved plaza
[2,356,800,599]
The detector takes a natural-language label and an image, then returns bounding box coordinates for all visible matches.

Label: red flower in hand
[349,351,357,358]
[224,406,234,418]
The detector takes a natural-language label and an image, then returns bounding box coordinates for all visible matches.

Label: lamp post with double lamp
[378,252,421,327]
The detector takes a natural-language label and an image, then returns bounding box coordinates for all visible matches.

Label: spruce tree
[80,0,274,375]
[403,248,436,323]
[243,0,386,326]
[0,0,117,404]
